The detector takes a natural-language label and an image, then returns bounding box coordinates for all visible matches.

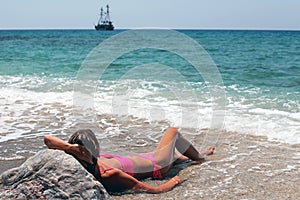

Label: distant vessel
[95,4,114,31]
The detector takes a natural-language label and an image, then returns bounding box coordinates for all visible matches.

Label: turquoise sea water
[0,30,299,157]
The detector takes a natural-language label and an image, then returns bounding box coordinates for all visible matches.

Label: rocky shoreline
[0,149,110,199]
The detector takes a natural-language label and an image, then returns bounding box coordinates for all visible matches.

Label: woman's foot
[200,146,215,156]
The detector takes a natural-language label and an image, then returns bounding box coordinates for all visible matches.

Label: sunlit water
[0,30,299,161]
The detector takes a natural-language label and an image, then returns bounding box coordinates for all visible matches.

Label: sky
[0,0,299,30]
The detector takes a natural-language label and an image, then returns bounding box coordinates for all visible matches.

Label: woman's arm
[135,176,183,193]
[109,169,184,193]
[44,135,70,150]
[44,135,93,163]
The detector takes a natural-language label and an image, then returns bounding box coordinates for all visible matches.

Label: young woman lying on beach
[44,127,215,193]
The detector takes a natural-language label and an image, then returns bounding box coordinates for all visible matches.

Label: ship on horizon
[95,4,114,31]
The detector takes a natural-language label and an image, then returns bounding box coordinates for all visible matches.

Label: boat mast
[97,7,104,25]
[104,4,111,23]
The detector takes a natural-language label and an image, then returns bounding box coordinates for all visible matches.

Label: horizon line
[0,27,300,31]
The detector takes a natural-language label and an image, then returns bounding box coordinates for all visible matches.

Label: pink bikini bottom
[100,153,162,179]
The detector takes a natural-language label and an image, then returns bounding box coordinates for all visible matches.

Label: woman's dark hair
[68,129,100,174]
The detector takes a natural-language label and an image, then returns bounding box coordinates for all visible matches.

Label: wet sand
[112,130,300,200]
[1,130,299,200]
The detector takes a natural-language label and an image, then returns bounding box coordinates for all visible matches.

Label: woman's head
[68,129,100,161]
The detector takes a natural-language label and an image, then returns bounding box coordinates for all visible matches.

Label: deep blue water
[1,30,299,89]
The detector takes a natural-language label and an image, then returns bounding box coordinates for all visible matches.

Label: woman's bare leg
[174,130,207,161]
[154,127,214,172]
[173,146,215,164]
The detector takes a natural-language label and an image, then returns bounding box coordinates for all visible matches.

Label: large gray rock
[0,149,111,199]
